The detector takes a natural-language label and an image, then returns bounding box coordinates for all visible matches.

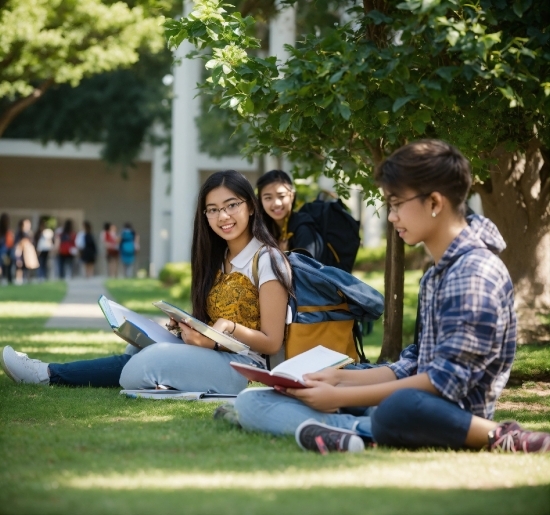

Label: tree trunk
[473,139,550,343]
[378,215,405,362]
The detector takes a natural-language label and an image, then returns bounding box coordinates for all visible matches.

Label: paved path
[45,276,110,330]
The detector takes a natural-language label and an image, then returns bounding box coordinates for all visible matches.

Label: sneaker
[295,419,365,454]
[213,403,241,427]
[0,346,50,385]
[488,421,550,453]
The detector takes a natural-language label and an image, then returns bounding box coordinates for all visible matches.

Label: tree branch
[363,138,383,165]
[0,79,54,137]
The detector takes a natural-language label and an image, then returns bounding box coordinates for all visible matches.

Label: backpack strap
[251,246,264,289]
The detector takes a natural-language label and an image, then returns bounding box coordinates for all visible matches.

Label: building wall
[0,155,151,275]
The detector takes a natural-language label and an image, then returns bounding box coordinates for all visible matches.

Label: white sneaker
[1,346,50,385]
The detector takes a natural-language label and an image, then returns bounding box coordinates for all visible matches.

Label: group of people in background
[0,214,139,284]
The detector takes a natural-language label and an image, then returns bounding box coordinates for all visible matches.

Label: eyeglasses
[204,201,246,219]
[387,194,428,214]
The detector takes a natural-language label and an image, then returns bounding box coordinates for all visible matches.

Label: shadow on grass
[2,484,550,515]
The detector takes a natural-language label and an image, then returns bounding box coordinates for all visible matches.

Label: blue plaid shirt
[389,215,517,419]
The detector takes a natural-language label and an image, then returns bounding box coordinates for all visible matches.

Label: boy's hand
[302,368,342,386]
[286,380,341,412]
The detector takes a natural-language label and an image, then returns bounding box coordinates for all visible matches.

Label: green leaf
[314,96,334,109]
[377,111,390,125]
[279,113,292,132]
[412,119,425,133]
[435,67,458,83]
[366,10,393,25]
[338,101,351,120]
[329,70,345,84]
[513,0,532,18]
[392,95,415,112]
[396,1,422,11]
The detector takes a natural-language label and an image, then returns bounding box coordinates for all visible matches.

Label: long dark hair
[62,219,74,235]
[191,170,292,323]
[256,170,296,241]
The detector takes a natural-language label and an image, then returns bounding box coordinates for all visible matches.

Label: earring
[432,212,436,218]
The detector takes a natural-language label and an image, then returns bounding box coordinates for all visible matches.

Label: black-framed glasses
[204,200,246,219]
[387,194,429,214]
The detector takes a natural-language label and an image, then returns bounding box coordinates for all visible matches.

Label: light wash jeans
[235,387,474,449]
[234,388,376,438]
[49,343,262,393]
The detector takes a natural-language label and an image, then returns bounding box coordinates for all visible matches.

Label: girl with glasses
[233,139,550,454]
[256,170,324,261]
[1,171,293,394]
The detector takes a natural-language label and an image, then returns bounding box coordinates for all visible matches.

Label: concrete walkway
[45,276,110,330]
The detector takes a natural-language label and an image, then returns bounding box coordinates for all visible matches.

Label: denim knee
[234,389,263,429]
[371,389,471,449]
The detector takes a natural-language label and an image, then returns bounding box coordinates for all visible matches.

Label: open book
[119,389,237,402]
[98,295,181,348]
[230,345,354,389]
[152,300,249,355]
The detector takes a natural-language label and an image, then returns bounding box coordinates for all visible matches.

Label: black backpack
[298,198,361,273]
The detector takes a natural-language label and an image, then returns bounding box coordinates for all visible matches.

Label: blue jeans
[235,388,473,449]
[48,343,263,393]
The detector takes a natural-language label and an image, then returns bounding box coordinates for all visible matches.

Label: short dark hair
[374,139,472,216]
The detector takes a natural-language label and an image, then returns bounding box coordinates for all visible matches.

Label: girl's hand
[178,321,216,349]
[285,380,341,412]
[302,368,342,386]
[211,318,236,336]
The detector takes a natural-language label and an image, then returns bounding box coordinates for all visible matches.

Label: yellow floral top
[206,270,260,331]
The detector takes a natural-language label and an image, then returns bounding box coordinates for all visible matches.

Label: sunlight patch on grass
[15,345,124,356]
[27,332,120,344]
[0,302,59,318]
[496,401,550,414]
[63,453,550,491]
[122,300,165,313]
[103,415,175,423]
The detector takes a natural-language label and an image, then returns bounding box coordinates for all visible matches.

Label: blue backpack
[119,229,135,257]
[253,251,384,363]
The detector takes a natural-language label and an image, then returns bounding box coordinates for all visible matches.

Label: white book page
[103,298,180,344]
[271,345,350,382]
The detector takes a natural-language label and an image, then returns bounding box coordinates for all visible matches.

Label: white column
[150,127,172,277]
[362,201,384,248]
[170,31,201,263]
[269,3,296,62]
[265,3,296,173]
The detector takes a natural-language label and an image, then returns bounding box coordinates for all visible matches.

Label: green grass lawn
[0,279,549,515]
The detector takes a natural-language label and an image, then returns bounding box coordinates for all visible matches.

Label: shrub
[353,244,429,272]
[158,262,192,300]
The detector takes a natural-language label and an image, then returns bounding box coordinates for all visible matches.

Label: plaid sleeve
[388,344,419,379]
[423,267,504,402]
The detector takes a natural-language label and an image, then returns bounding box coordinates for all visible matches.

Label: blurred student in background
[34,218,54,281]
[0,213,14,285]
[119,222,139,278]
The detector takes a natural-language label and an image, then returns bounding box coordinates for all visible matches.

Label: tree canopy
[0,0,166,136]
[166,0,550,348]
[165,0,549,190]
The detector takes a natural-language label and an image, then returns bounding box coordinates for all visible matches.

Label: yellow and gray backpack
[253,250,384,366]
